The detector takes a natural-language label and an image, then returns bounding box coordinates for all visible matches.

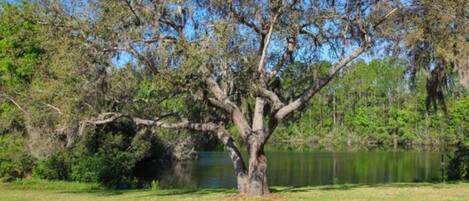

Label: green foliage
[70,151,137,188]
[150,180,160,191]
[0,133,33,181]
[33,152,70,181]
[0,2,42,89]
[0,2,44,131]
[30,120,169,188]
[69,153,105,183]
[272,59,468,147]
[387,107,418,143]
[94,151,137,188]
[447,144,469,181]
[0,0,467,188]
[33,149,139,188]
[448,98,469,145]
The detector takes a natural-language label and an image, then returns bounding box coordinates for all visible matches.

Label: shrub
[0,133,33,181]
[32,152,70,180]
[447,143,469,181]
[98,151,137,188]
[70,153,105,183]
[70,151,137,188]
[449,99,469,145]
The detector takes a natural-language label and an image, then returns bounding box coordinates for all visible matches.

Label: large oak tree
[37,0,400,195]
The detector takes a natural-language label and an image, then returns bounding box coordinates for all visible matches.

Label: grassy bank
[1,179,468,201]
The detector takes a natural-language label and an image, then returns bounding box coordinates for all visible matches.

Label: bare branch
[373,8,398,29]
[269,36,296,80]
[123,0,142,25]
[135,118,218,132]
[143,35,178,44]
[257,14,278,76]
[275,44,367,122]
[127,44,158,74]
[44,103,63,115]
[0,94,27,114]
[228,1,262,34]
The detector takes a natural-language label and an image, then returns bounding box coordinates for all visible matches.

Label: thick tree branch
[258,87,284,111]
[80,112,247,182]
[257,14,278,77]
[252,98,266,134]
[274,44,368,122]
[216,126,247,179]
[273,7,398,123]
[205,76,238,112]
[81,112,218,132]
[252,14,278,136]
[202,68,251,140]
[143,35,178,44]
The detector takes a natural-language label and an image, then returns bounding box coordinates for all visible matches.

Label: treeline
[272,59,469,147]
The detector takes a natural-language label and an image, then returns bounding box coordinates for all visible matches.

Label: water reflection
[156,150,442,189]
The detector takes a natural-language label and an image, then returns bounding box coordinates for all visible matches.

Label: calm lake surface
[155,150,443,189]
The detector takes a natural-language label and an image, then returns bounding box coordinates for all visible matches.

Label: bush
[98,151,137,188]
[32,152,70,180]
[447,143,469,181]
[32,149,139,188]
[33,152,71,180]
[0,133,33,181]
[449,99,469,145]
[70,153,105,183]
[70,151,137,188]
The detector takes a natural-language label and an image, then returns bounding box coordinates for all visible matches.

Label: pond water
[154,150,444,189]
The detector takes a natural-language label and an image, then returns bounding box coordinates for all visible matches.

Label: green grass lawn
[1,179,468,201]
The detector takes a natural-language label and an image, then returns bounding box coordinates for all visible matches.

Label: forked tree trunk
[247,144,269,195]
[227,137,269,195]
[221,128,270,195]
[223,144,269,195]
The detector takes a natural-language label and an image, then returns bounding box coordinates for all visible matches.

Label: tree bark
[246,136,269,195]
[215,126,271,196]
[216,127,249,193]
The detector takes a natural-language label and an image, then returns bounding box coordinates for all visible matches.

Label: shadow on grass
[54,182,467,197]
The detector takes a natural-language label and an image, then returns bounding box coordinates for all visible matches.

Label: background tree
[398,0,468,111]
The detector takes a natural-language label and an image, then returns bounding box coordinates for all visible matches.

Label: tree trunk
[219,128,269,195]
[237,173,249,194]
[245,97,270,195]
[246,141,269,195]
[216,127,249,194]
